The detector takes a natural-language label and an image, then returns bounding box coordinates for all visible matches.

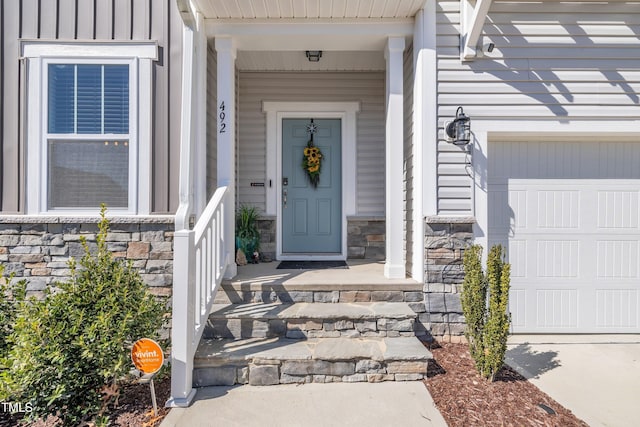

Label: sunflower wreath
[302,121,323,188]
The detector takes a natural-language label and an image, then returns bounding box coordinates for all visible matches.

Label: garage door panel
[595,289,639,329]
[536,289,578,329]
[536,190,580,229]
[597,190,640,229]
[489,186,528,233]
[536,240,580,278]
[509,289,527,329]
[489,140,640,333]
[509,240,528,278]
[596,240,639,279]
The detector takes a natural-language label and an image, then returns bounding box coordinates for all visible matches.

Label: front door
[282,118,342,254]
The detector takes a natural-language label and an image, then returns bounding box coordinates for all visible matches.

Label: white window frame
[22,42,157,215]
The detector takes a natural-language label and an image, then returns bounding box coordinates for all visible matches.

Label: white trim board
[21,41,158,59]
[23,42,155,215]
[262,101,360,261]
[206,19,414,51]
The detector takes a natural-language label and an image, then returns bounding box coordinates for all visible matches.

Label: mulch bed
[3,343,590,426]
[424,342,588,427]
[0,376,171,427]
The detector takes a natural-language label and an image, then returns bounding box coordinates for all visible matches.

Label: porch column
[411,3,437,282]
[216,36,237,278]
[384,36,406,279]
[194,12,207,216]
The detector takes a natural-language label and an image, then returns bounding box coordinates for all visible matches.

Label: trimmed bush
[461,244,511,381]
[3,206,167,426]
[0,267,26,399]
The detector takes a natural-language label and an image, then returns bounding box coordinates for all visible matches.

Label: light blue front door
[282,119,342,254]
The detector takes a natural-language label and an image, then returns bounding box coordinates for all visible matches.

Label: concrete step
[213,282,424,307]
[204,302,422,339]
[193,336,433,387]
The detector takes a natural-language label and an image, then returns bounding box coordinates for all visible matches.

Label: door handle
[283,189,287,208]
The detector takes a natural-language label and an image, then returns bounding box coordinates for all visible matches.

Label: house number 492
[219,101,226,134]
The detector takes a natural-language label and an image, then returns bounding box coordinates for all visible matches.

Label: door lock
[283,177,288,186]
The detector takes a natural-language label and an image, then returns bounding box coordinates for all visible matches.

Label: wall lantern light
[305,50,323,62]
[445,106,471,146]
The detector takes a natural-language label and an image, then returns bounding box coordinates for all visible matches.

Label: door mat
[276,261,348,270]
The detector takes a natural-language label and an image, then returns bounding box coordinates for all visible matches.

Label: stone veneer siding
[423,216,475,342]
[0,216,174,298]
[347,217,385,260]
[257,216,276,260]
[256,216,385,261]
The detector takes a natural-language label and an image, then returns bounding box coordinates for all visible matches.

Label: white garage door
[488,140,640,333]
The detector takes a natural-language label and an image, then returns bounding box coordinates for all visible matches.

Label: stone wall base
[347,217,385,260]
[257,217,276,260]
[257,216,386,261]
[0,216,174,298]
[423,217,475,339]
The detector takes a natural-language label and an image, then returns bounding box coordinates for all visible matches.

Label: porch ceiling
[236,50,385,71]
[192,0,426,19]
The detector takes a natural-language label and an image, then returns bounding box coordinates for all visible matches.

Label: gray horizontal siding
[0,0,182,214]
[237,71,386,216]
[436,0,640,215]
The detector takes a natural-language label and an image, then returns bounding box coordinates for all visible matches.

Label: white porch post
[194,12,207,216]
[384,36,406,279]
[216,36,237,278]
[412,3,437,282]
[168,20,197,407]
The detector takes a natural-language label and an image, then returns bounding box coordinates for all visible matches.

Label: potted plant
[235,205,260,262]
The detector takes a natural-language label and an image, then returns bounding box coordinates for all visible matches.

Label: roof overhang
[177,1,422,52]
[206,19,414,51]
[190,0,427,20]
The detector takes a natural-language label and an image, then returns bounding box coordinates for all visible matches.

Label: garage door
[488,140,640,333]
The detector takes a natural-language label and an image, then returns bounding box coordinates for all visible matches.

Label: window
[22,42,156,215]
[47,63,130,209]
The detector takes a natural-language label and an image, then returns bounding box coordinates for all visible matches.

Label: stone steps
[193,336,433,387]
[213,282,424,309]
[204,302,422,339]
[194,299,432,387]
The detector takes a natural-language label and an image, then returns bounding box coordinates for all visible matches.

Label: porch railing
[168,186,230,407]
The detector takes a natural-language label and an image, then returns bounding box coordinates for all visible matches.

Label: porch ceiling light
[305,50,323,62]
[445,106,471,146]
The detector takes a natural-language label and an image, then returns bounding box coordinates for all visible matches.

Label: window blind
[48,64,129,134]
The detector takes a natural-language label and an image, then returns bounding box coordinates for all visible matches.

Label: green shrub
[460,245,487,370]
[461,244,511,381]
[0,266,25,357]
[0,267,27,399]
[4,205,167,426]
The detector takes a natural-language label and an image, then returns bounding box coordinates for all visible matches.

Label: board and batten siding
[237,71,386,216]
[436,0,640,215]
[0,0,183,214]
[403,43,415,277]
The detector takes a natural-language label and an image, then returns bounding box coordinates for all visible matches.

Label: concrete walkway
[506,335,640,427]
[161,382,447,427]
